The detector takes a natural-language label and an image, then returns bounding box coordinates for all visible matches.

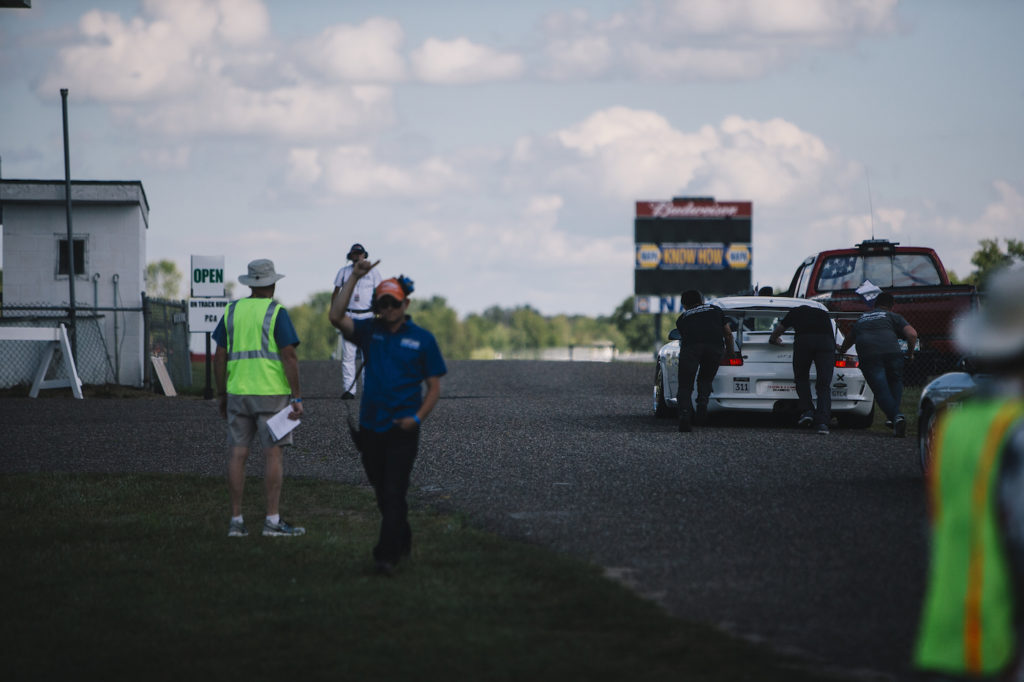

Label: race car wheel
[918,403,937,476]
[653,366,674,418]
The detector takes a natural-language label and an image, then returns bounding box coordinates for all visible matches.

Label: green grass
[0,473,842,681]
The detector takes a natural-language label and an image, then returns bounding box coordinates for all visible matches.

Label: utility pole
[61,88,77,362]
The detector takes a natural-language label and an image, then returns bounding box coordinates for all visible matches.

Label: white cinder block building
[1,179,149,387]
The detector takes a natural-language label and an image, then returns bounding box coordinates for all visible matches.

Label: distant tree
[568,314,624,349]
[547,314,572,347]
[481,305,512,326]
[288,290,337,361]
[463,313,508,355]
[963,238,1024,290]
[607,296,657,352]
[509,305,550,350]
[145,260,183,300]
[408,296,469,359]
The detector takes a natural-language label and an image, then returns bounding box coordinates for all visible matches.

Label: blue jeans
[860,353,904,421]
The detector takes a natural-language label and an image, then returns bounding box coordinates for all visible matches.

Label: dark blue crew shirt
[351,316,448,432]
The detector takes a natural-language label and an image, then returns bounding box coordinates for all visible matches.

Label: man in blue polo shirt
[329,259,447,575]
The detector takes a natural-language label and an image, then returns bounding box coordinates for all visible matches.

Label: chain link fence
[0,308,114,387]
[142,294,191,390]
[828,289,981,385]
[0,295,191,392]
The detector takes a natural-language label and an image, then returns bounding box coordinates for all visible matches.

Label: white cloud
[138,145,192,170]
[700,116,832,203]
[544,35,612,80]
[133,82,394,138]
[390,193,630,271]
[539,0,899,80]
[621,43,781,80]
[920,181,1024,278]
[210,0,271,45]
[38,1,395,140]
[301,17,407,82]
[978,180,1024,228]
[769,181,1024,288]
[40,9,199,100]
[550,107,836,206]
[410,37,525,84]
[41,0,273,100]
[286,148,322,186]
[302,145,465,197]
[657,0,898,37]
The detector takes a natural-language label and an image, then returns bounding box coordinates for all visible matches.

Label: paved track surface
[0,359,926,680]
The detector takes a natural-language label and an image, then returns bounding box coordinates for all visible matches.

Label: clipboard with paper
[267,405,301,441]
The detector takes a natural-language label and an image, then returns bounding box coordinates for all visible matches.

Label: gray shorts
[226,394,293,449]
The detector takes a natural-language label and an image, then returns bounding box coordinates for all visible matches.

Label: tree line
[286,293,656,361]
[131,236,1023,362]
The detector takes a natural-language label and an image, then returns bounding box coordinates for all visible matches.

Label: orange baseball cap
[375,278,406,302]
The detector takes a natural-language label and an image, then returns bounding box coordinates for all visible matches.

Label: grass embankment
[1,474,841,681]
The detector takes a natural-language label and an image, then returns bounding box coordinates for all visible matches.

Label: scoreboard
[634,197,752,302]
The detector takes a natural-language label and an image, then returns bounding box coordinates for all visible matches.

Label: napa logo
[635,243,661,269]
[725,243,752,270]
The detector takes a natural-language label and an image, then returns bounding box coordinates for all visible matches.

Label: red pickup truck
[784,239,977,382]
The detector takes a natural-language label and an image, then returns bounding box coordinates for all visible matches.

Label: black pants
[677,342,723,415]
[793,333,834,427]
[359,426,419,564]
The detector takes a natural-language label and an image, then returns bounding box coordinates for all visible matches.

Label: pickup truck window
[796,261,815,297]
[816,254,941,291]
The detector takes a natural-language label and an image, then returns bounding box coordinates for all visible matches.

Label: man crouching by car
[675,289,735,432]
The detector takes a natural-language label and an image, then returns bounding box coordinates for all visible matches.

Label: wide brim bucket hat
[238,259,285,287]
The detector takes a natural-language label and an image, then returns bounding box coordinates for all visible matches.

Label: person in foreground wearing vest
[331,243,382,400]
[329,259,447,576]
[915,264,1024,680]
[214,259,306,538]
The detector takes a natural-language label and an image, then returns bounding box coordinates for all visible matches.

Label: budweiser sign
[636,200,751,219]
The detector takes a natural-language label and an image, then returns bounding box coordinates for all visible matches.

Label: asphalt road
[0,359,927,680]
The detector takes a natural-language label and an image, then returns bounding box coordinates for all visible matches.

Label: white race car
[653,296,876,428]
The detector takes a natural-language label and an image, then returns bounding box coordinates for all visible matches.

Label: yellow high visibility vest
[915,399,1024,676]
[224,298,291,396]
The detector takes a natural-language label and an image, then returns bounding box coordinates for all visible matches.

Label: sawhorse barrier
[0,324,84,399]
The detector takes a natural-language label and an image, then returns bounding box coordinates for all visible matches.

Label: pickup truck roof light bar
[856,239,899,254]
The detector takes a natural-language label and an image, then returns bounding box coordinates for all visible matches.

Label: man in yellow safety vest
[214,259,305,538]
[915,264,1024,680]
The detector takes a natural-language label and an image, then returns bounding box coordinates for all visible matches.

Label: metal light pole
[61,88,77,362]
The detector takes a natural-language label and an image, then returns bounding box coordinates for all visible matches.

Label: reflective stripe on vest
[915,400,1024,676]
[224,298,291,396]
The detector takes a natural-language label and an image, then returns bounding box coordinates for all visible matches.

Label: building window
[56,236,87,277]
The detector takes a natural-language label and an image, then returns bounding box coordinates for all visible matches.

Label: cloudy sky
[1,0,1021,316]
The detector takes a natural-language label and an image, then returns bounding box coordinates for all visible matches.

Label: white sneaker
[262,519,305,537]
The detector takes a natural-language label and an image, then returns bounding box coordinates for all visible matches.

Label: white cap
[953,264,1024,362]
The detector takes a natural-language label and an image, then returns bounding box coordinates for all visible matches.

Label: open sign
[191,255,225,297]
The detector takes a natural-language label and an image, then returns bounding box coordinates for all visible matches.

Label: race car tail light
[721,355,744,367]
[835,354,859,368]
